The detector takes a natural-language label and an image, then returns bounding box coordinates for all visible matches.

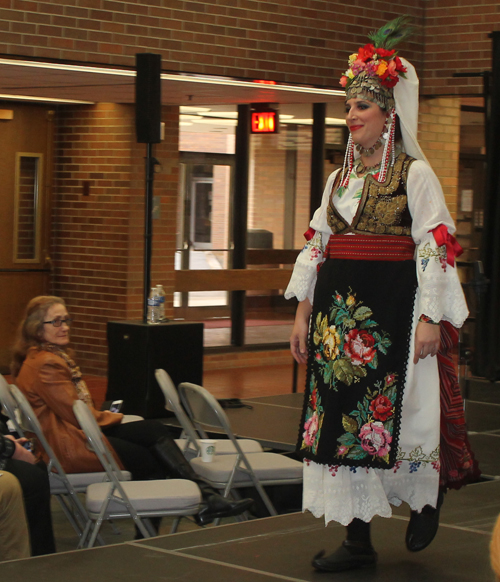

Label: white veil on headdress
[394,58,429,165]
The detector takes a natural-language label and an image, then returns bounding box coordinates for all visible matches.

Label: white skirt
[303,305,441,526]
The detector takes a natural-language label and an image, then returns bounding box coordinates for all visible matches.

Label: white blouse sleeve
[408,160,469,327]
[284,171,337,304]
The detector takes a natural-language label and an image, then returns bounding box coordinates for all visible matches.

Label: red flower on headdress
[340,42,408,91]
[357,44,375,62]
[394,56,407,73]
[381,75,399,88]
[376,47,396,58]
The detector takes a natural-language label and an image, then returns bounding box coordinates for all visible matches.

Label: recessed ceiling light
[192,118,238,126]
[279,117,346,125]
[180,106,212,113]
[0,58,135,76]
[0,93,94,104]
[200,111,238,118]
[280,118,313,125]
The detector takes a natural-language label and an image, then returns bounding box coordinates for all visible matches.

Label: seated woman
[12,296,253,527]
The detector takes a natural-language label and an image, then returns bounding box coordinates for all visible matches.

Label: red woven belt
[324,234,416,261]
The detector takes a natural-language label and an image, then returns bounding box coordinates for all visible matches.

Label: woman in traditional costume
[286,17,479,573]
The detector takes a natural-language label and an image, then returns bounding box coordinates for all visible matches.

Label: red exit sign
[251,110,278,133]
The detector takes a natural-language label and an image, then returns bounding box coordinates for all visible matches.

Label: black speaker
[135,53,162,143]
[106,321,204,418]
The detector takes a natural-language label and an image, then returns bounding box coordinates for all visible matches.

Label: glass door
[176,154,234,313]
[191,178,213,249]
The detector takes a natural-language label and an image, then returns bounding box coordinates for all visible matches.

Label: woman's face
[345,98,388,150]
[41,303,71,347]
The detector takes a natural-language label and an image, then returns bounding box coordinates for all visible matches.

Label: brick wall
[293,126,312,248]
[249,133,286,249]
[51,102,178,374]
[212,164,231,263]
[423,1,500,96]
[0,1,424,88]
[3,2,499,96]
[418,97,461,220]
[179,132,234,155]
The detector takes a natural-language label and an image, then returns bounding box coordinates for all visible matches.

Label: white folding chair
[7,383,124,543]
[73,400,202,548]
[0,374,25,437]
[155,369,263,458]
[178,382,303,517]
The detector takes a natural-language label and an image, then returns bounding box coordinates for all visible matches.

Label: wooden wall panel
[0,272,49,373]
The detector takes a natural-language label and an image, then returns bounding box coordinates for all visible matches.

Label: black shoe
[311,541,377,573]
[406,490,444,552]
[195,495,255,526]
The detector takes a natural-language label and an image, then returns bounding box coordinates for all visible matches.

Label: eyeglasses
[43,318,72,327]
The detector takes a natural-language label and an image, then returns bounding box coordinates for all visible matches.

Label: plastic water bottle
[147,287,161,324]
[156,284,166,321]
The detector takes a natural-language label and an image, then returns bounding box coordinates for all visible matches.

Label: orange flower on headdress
[376,60,388,76]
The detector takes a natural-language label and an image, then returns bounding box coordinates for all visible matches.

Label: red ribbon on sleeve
[304,227,316,241]
[429,224,463,267]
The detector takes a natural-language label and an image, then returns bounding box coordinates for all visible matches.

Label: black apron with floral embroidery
[297,258,417,469]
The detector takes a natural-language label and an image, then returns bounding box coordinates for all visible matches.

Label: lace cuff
[416,233,468,327]
[285,230,325,304]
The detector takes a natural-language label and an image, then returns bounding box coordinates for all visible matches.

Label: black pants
[103,420,176,481]
[5,459,56,556]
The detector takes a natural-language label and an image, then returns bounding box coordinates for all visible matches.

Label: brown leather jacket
[16,347,123,473]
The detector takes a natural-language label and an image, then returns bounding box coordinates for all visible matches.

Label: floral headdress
[338,17,414,189]
[341,17,414,111]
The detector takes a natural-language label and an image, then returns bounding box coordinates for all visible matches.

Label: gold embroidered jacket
[327,153,415,236]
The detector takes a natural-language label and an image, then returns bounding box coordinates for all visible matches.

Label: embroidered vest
[327,153,415,237]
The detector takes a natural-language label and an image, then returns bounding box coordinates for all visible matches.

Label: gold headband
[345,71,395,111]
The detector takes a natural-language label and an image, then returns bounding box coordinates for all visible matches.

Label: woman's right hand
[290,299,312,365]
[5,435,36,464]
